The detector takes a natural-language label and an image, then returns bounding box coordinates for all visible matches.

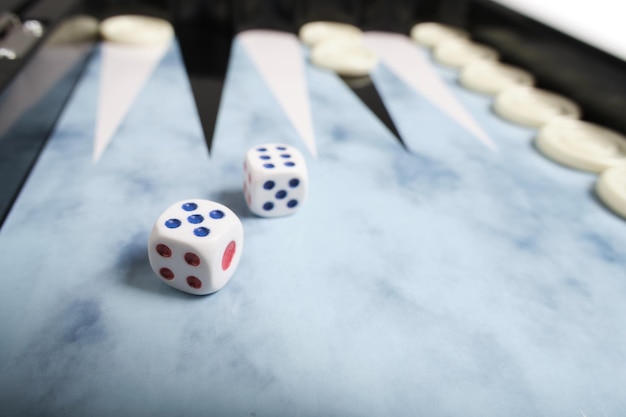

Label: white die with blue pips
[243,144,308,217]
[148,200,243,295]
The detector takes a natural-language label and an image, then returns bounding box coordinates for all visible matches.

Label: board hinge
[0,11,44,60]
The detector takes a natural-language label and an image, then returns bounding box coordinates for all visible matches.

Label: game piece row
[411,22,626,221]
[147,144,308,296]
[299,21,379,77]
[298,19,626,220]
[411,22,579,126]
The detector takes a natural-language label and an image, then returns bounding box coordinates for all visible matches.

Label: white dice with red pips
[148,199,243,295]
[243,143,308,217]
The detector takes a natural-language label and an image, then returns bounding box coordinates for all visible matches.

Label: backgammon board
[0,1,625,415]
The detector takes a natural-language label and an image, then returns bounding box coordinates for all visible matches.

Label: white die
[243,143,308,217]
[147,199,243,295]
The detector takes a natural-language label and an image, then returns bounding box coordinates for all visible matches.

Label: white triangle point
[93,42,170,163]
[238,30,317,158]
[363,32,496,151]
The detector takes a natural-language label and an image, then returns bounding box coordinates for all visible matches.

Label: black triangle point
[341,75,409,151]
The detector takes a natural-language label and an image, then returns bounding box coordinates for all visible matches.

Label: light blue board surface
[0,38,625,417]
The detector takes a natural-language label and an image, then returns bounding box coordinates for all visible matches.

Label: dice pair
[148,143,308,295]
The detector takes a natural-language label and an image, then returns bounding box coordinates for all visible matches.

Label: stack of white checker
[411,21,626,220]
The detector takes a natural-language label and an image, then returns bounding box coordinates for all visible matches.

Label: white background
[492,0,626,60]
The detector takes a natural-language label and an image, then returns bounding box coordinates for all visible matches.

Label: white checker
[100,15,173,45]
[596,165,626,219]
[310,37,378,77]
[433,38,499,68]
[410,22,469,48]
[459,60,534,95]
[299,21,362,47]
[494,86,581,128]
[536,118,626,172]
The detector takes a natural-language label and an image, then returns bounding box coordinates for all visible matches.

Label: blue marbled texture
[0,38,625,417]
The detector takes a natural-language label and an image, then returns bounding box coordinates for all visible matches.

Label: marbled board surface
[0,34,625,417]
